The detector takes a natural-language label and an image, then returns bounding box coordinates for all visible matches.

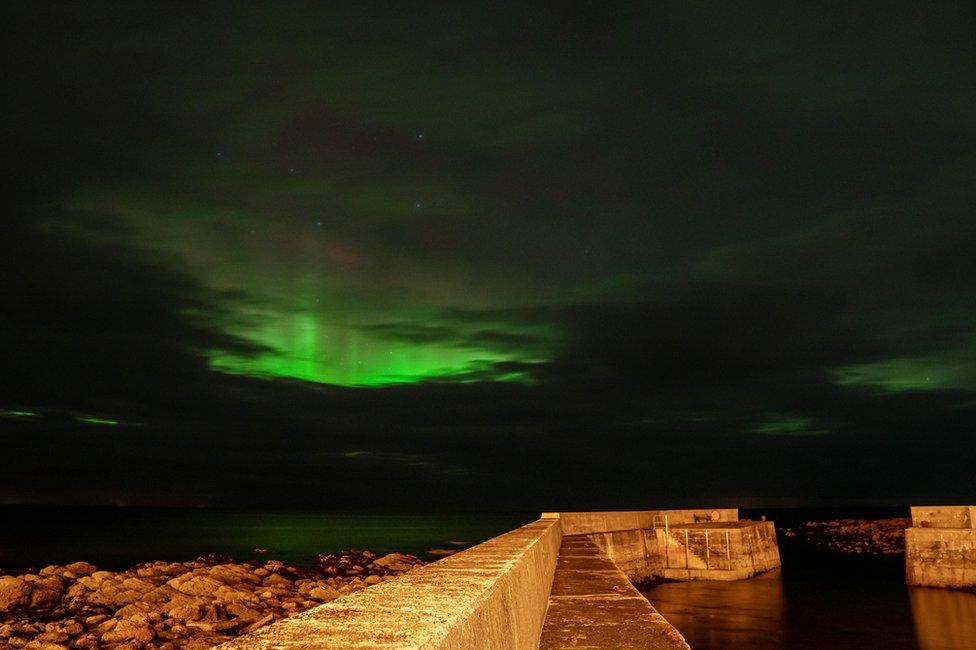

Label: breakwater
[223,508,778,649]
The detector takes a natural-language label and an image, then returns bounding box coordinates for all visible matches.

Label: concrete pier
[553,509,780,582]
[906,505,976,589]
[540,535,689,649]
[219,508,779,649]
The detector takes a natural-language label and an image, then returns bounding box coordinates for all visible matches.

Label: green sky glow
[752,413,829,436]
[69,178,559,386]
[75,415,120,426]
[0,409,39,419]
[833,347,976,393]
[208,311,539,386]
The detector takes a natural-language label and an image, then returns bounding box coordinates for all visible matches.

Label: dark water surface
[0,506,532,570]
[642,526,976,649]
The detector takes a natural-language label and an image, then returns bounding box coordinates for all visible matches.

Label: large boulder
[213,585,258,605]
[168,602,204,623]
[28,576,63,609]
[262,560,285,573]
[168,574,223,597]
[308,586,340,602]
[34,630,69,643]
[0,577,31,613]
[99,618,154,644]
[370,553,417,572]
[209,564,259,586]
[63,562,97,577]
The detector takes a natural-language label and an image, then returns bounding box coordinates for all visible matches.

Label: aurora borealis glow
[3,2,976,508]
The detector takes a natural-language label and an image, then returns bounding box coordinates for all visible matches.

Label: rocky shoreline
[779,517,909,556]
[0,549,425,649]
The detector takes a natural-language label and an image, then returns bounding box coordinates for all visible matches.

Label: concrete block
[906,524,976,588]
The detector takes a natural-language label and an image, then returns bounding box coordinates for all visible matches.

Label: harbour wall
[218,516,562,649]
[551,509,780,581]
[906,505,976,589]
[219,508,775,648]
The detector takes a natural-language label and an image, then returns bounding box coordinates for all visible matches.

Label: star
[415,132,425,141]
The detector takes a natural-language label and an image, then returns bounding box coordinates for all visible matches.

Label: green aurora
[29,2,972,391]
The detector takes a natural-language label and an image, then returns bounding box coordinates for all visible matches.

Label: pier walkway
[540,534,687,649]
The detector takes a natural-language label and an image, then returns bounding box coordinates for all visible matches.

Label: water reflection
[643,560,976,649]
[643,569,785,648]
[910,587,976,650]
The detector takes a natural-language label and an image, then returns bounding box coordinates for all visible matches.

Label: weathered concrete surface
[540,535,689,649]
[906,505,976,589]
[911,505,976,529]
[548,509,738,537]
[906,528,976,588]
[655,522,781,581]
[217,517,561,649]
[548,510,779,582]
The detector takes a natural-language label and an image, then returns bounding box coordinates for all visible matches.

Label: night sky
[3,2,976,510]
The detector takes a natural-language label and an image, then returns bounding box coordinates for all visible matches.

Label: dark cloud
[0,210,265,412]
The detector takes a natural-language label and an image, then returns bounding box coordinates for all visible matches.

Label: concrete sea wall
[550,509,779,582]
[910,505,976,529]
[546,508,738,536]
[654,522,780,581]
[218,517,561,649]
[906,505,976,589]
[550,509,739,580]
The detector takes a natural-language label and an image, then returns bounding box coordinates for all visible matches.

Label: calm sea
[0,506,533,571]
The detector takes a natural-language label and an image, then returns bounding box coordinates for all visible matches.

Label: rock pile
[0,550,424,649]
[779,518,909,556]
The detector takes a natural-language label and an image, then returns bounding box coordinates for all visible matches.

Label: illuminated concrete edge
[216,518,561,649]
